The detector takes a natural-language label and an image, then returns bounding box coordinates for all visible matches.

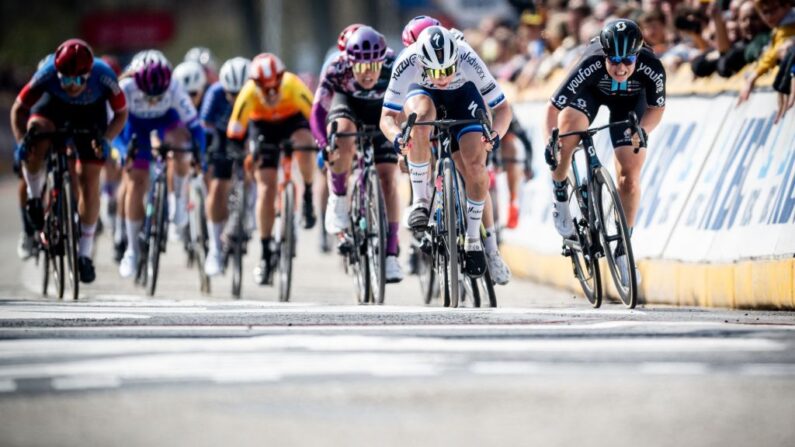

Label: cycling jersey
[200,82,233,133]
[17,55,126,113]
[550,41,667,110]
[310,49,396,148]
[226,72,313,140]
[383,40,506,112]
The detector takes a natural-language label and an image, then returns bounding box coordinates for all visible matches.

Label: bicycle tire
[593,167,637,308]
[417,247,437,305]
[62,174,79,300]
[570,186,602,308]
[147,180,166,296]
[231,178,245,299]
[366,169,387,305]
[442,159,458,308]
[47,177,66,299]
[41,247,50,297]
[350,180,371,304]
[189,181,211,294]
[278,182,295,302]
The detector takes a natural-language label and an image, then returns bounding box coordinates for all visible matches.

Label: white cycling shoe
[486,250,512,285]
[204,251,224,277]
[119,250,138,278]
[552,201,575,238]
[385,255,404,283]
[324,193,349,234]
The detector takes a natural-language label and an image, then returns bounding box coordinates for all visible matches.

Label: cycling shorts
[29,92,108,164]
[565,89,647,148]
[249,113,310,169]
[113,109,182,170]
[327,93,397,165]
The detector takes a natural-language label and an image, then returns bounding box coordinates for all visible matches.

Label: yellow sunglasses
[352,61,384,74]
[423,64,457,80]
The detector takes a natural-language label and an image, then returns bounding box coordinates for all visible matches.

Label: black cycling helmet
[599,20,644,59]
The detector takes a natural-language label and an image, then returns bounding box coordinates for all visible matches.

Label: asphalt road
[0,178,793,447]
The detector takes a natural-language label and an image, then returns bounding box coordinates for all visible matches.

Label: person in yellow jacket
[227,53,316,285]
[738,0,795,104]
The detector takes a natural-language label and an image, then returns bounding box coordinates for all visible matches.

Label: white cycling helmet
[173,60,207,94]
[185,46,218,72]
[416,26,458,70]
[219,57,251,94]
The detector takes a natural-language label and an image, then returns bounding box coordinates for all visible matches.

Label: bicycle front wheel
[594,167,637,308]
[366,169,387,305]
[568,186,602,308]
[442,159,459,308]
[147,180,167,297]
[277,182,295,302]
[231,178,246,299]
[189,180,211,294]
[62,174,79,300]
[350,179,371,304]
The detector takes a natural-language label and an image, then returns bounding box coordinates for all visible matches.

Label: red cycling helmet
[54,38,94,76]
[249,53,286,89]
[337,23,364,52]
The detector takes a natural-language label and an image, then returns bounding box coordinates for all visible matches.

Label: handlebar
[401,111,494,150]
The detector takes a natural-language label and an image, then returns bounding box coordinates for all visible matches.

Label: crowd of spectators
[461,0,795,123]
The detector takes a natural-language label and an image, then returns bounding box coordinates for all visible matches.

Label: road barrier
[501,67,794,309]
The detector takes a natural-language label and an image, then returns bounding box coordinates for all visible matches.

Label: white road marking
[51,375,122,391]
[0,379,17,393]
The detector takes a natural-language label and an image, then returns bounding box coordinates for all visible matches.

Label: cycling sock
[79,222,96,258]
[387,222,399,256]
[485,226,498,253]
[20,207,34,236]
[22,167,45,198]
[173,174,187,198]
[330,172,347,196]
[125,220,142,256]
[260,237,272,261]
[303,183,313,200]
[207,221,225,254]
[408,161,430,206]
[552,179,568,202]
[465,197,485,240]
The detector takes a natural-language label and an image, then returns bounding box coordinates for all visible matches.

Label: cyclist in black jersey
[544,20,666,285]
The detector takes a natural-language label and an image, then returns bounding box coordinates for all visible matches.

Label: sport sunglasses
[58,73,89,86]
[608,55,637,66]
[423,64,457,80]
[352,61,383,74]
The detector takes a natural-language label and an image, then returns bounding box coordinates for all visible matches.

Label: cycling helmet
[54,38,94,76]
[249,53,285,89]
[133,50,172,96]
[345,26,387,62]
[173,60,207,94]
[184,46,218,71]
[402,16,441,47]
[337,23,364,52]
[219,57,251,94]
[599,20,644,59]
[416,26,458,70]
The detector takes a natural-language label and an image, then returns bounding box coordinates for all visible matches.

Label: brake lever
[401,113,417,147]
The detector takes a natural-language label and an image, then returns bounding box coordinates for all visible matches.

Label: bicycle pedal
[419,236,433,255]
[561,247,572,257]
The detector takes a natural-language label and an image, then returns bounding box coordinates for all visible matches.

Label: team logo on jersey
[637,62,665,94]
[566,60,602,94]
[555,95,567,107]
[656,96,665,106]
[575,98,588,109]
[468,101,478,117]
[391,55,416,81]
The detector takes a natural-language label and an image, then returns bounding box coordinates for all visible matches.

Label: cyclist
[200,56,250,276]
[545,20,666,284]
[311,25,404,283]
[174,60,208,108]
[380,26,512,284]
[185,46,219,84]
[114,50,207,278]
[11,38,128,283]
[227,53,316,285]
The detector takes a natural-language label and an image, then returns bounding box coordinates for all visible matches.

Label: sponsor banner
[666,92,795,262]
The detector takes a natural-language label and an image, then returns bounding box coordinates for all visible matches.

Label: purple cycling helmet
[402,16,441,47]
[345,26,387,63]
[133,50,173,96]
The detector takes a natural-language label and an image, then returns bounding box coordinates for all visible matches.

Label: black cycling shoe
[25,198,44,232]
[113,239,127,264]
[253,259,271,286]
[463,239,487,278]
[302,196,316,229]
[408,205,430,231]
[78,256,96,283]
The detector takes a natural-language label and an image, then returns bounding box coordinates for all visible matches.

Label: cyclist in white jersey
[380,26,512,283]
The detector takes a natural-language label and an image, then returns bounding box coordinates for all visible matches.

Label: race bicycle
[545,111,645,308]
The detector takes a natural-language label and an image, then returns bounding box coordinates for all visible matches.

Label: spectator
[640,9,672,56]
[738,0,795,104]
[714,0,771,77]
[773,39,795,122]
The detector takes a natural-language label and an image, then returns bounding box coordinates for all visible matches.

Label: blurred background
[0,0,786,171]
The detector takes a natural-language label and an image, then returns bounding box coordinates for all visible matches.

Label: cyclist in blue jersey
[10,39,128,283]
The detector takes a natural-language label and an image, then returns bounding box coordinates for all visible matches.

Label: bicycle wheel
[417,244,437,305]
[147,180,167,296]
[593,167,637,308]
[470,266,497,308]
[277,182,295,302]
[189,180,210,294]
[62,174,79,300]
[568,187,602,308]
[366,169,387,305]
[47,181,66,299]
[231,178,246,299]
[350,180,370,304]
[441,159,459,308]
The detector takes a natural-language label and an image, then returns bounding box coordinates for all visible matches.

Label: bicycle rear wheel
[442,159,459,308]
[231,178,246,299]
[277,182,295,302]
[366,169,387,305]
[62,174,79,300]
[416,244,437,305]
[593,167,637,308]
[147,180,167,297]
[41,249,50,297]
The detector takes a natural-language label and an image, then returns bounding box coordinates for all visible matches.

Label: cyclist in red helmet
[10,38,128,284]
